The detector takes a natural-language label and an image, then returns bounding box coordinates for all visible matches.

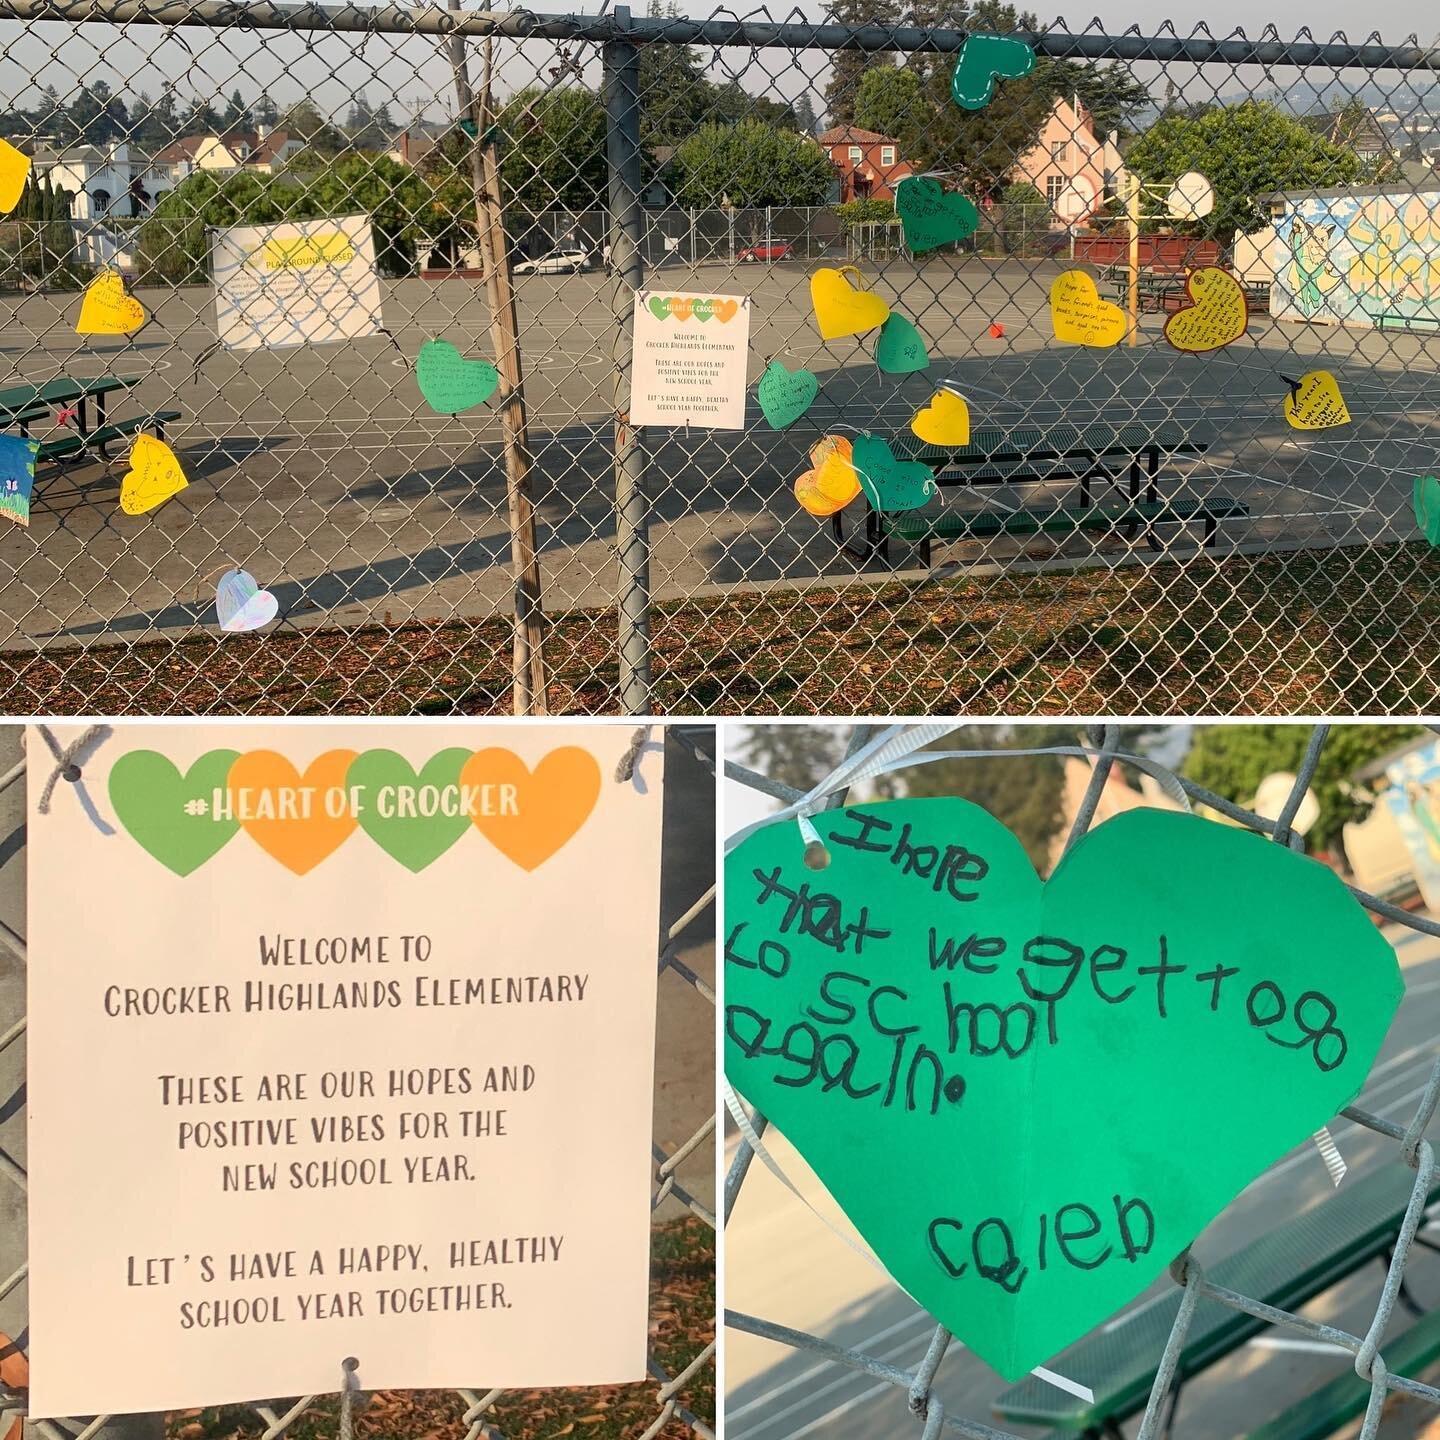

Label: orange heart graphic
[669,296,694,321]
[714,298,739,322]
[228,749,359,875]
[461,746,601,871]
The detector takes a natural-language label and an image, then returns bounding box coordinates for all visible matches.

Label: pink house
[818,126,914,202]
[1011,96,1125,227]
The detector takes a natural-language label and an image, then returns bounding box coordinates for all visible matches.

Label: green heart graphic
[648,295,672,320]
[757,360,819,429]
[895,176,980,254]
[853,434,935,512]
[875,313,931,374]
[693,298,715,322]
[109,750,242,876]
[726,799,1401,1382]
[346,749,474,872]
[950,33,1036,110]
[1414,474,1440,546]
[415,339,499,415]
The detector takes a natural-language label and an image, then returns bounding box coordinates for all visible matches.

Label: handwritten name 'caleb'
[210,784,520,822]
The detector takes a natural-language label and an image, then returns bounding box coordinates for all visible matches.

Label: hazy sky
[1,1,1436,127]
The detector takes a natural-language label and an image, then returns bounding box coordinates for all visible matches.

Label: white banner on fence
[629,291,750,428]
[211,215,384,350]
[26,722,664,1417]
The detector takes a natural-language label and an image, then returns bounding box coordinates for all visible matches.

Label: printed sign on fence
[629,292,750,428]
[211,215,383,350]
[27,723,664,1417]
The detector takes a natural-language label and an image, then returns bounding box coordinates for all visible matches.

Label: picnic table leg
[1146,447,1161,504]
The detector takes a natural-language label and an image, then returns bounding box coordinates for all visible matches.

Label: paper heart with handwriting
[794,435,861,517]
[950,33,1035,110]
[346,749,474,873]
[76,268,147,335]
[725,799,1402,1381]
[119,434,188,516]
[1163,267,1248,353]
[216,568,280,633]
[461,746,601,871]
[228,749,359,875]
[875,313,931,374]
[1415,474,1440,546]
[811,267,891,341]
[911,389,971,447]
[108,749,242,876]
[853,434,936,512]
[416,339,499,414]
[648,295,672,320]
[1050,270,1127,347]
[758,360,819,429]
[895,176,980,254]
[1284,370,1350,430]
[0,139,30,215]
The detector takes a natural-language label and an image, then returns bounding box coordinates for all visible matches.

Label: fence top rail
[0,0,1437,69]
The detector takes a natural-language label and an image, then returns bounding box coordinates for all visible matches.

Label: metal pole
[604,6,652,714]
[446,0,548,713]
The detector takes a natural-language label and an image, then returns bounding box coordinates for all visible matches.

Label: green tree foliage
[672,119,835,207]
[824,0,902,126]
[345,93,397,151]
[256,94,280,132]
[274,100,347,158]
[793,94,820,137]
[1182,724,1421,860]
[65,81,129,145]
[220,88,252,133]
[129,86,180,152]
[1125,100,1362,243]
[852,65,926,158]
[179,95,222,138]
[498,87,609,215]
[736,724,852,793]
[135,155,434,281]
[0,175,80,289]
[1000,179,1046,251]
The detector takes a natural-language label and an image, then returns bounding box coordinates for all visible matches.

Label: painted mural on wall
[1271,191,1440,328]
[1382,738,1440,912]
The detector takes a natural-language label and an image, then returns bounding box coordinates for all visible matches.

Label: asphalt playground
[2,255,1436,649]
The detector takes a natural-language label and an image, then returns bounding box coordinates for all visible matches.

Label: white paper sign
[27,723,664,1417]
[211,215,383,350]
[629,291,750,428]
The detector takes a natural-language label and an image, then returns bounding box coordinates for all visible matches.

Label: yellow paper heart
[1163,267,1248,353]
[119,434,189,516]
[795,435,861,517]
[76,269,147,336]
[0,139,30,216]
[1050,270,1127,347]
[811,266,891,341]
[1284,370,1351,431]
[911,389,971,447]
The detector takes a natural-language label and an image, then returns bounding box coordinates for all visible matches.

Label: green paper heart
[648,295,672,320]
[693,298,715,322]
[109,749,242,876]
[1414,474,1440,546]
[950,33,1036,110]
[415,340,499,415]
[875,313,931,374]
[346,749,474,872]
[895,176,980,253]
[757,360,820,429]
[853,434,935,512]
[724,799,1401,1382]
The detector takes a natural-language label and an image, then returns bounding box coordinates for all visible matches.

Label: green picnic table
[993,1164,1440,1439]
[833,421,1243,566]
[0,375,180,468]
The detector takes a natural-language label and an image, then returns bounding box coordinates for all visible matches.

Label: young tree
[672,119,835,206]
[793,93,819,136]
[1126,100,1362,242]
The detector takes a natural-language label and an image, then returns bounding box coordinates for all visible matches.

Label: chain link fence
[0,10,1439,713]
[0,722,717,1440]
[723,722,1440,1440]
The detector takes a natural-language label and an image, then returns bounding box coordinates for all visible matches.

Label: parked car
[513,248,590,275]
[737,240,793,263]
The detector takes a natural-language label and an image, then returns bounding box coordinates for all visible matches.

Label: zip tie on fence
[32,724,110,819]
[1313,1126,1348,1187]
[615,725,651,781]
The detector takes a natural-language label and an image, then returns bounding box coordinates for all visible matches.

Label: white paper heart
[216,568,280,633]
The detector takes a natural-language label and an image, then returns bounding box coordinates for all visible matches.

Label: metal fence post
[604,4,652,715]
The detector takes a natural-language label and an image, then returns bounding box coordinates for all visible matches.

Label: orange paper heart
[461,746,601,871]
[669,296,694,321]
[228,749,360,875]
[714,298,739,322]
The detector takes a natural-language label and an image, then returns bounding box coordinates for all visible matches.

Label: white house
[29,141,177,220]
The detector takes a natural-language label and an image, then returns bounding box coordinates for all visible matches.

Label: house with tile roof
[817,125,912,202]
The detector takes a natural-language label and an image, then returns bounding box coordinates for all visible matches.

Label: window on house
[881,145,896,166]
[1050,141,1068,162]
[90,188,110,212]
[1046,175,1065,207]
[848,146,862,163]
